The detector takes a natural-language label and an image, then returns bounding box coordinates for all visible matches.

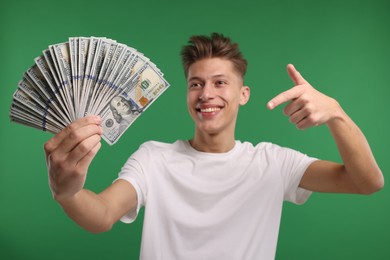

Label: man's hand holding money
[44,116,102,202]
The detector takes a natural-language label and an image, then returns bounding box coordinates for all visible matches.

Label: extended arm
[44,116,137,233]
[268,64,384,194]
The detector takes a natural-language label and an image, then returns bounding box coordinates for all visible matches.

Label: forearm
[56,189,114,233]
[327,105,384,194]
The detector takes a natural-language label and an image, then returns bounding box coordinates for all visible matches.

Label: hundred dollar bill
[51,42,76,120]
[10,106,59,133]
[25,64,71,125]
[115,51,149,88]
[43,47,74,124]
[85,38,115,115]
[93,48,149,114]
[99,62,170,145]
[89,45,137,115]
[34,54,70,124]
[79,37,99,117]
[10,36,171,145]
[11,89,62,133]
[48,44,73,119]
[74,37,89,118]
[17,77,66,128]
[87,43,125,116]
[69,37,79,117]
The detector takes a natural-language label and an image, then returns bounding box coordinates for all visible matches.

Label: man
[44,33,383,259]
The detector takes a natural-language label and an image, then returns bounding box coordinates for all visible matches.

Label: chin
[195,122,222,135]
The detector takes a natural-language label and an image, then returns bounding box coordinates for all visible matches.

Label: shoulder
[237,141,310,162]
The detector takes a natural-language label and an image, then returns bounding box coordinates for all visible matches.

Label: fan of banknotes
[9,36,170,145]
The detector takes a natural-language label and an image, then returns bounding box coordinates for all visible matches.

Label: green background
[1,0,389,259]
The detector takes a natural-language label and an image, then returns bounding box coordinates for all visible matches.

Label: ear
[239,86,250,105]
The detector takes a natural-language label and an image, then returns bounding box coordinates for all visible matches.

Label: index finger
[287,64,308,85]
[267,85,304,110]
[44,116,102,153]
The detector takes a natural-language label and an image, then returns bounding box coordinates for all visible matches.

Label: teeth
[200,107,220,113]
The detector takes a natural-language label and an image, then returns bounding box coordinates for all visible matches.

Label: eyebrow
[187,74,228,81]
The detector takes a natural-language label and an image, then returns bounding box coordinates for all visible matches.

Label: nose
[199,82,216,100]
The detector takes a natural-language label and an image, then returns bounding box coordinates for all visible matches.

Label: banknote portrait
[109,96,142,133]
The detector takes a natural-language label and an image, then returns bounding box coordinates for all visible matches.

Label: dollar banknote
[9,36,170,145]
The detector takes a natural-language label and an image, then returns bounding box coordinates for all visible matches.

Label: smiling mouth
[198,107,221,113]
[195,104,224,117]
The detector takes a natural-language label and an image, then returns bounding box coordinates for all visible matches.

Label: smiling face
[186,58,250,138]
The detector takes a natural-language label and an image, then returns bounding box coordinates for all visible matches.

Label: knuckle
[44,141,53,153]
[49,153,68,171]
[92,125,101,135]
[68,130,83,143]
[66,124,75,133]
[283,107,289,116]
[79,136,100,154]
[301,96,310,105]
[301,105,312,115]
[49,152,60,164]
[70,167,84,178]
[306,115,317,125]
[52,156,66,170]
[94,134,102,143]
[77,142,90,154]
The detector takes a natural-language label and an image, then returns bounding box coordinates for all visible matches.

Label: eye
[216,80,227,86]
[189,82,202,88]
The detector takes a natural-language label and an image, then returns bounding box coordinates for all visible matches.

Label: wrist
[326,100,347,126]
[54,190,81,206]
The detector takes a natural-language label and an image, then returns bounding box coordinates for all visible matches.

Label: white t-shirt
[117,140,317,260]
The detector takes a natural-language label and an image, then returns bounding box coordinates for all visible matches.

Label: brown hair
[180,32,248,79]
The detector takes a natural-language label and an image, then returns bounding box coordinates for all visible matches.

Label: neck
[190,130,236,153]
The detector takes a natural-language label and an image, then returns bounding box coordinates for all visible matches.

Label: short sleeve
[269,144,317,204]
[114,146,149,223]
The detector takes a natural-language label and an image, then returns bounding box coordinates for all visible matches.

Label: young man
[44,33,384,259]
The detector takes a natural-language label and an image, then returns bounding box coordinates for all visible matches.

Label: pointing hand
[267,64,341,130]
